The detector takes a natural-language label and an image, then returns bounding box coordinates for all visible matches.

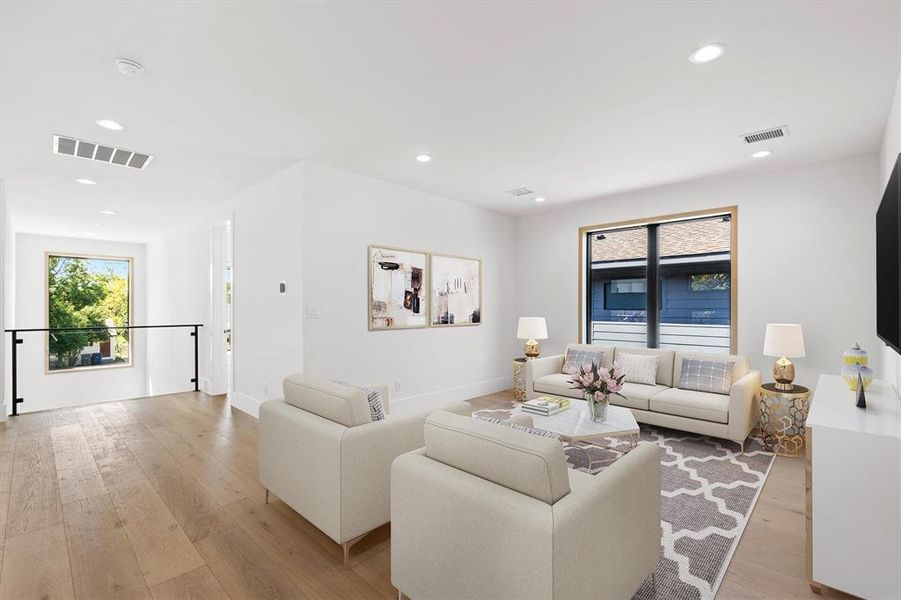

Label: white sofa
[258,375,471,566]
[391,410,660,600]
[526,344,761,450]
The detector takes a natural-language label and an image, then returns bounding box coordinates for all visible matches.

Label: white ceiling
[1,1,899,242]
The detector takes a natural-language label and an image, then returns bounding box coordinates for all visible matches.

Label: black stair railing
[3,323,203,416]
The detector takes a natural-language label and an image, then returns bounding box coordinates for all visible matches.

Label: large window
[47,254,132,372]
[581,208,736,354]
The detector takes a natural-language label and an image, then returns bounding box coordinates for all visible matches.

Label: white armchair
[258,375,471,566]
[391,410,661,599]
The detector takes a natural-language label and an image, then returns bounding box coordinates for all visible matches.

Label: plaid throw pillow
[562,348,604,373]
[331,381,385,421]
[475,416,561,440]
[677,358,735,395]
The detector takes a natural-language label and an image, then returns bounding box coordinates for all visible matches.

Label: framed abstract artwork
[368,246,428,330]
[430,254,482,327]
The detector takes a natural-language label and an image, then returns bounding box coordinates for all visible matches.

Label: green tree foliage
[48,256,129,369]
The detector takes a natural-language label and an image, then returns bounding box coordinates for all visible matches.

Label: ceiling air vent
[52,135,154,170]
[505,186,534,197]
[742,126,788,144]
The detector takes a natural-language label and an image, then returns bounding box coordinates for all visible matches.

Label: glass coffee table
[513,397,641,470]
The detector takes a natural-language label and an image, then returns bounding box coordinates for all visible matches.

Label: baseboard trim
[388,375,512,414]
[230,391,262,418]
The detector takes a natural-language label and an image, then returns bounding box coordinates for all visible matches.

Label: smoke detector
[505,186,534,197]
[115,58,145,78]
[742,126,788,144]
[53,135,153,170]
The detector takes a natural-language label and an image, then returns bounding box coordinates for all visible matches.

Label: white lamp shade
[763,323,806,358]
[517,317,548,340]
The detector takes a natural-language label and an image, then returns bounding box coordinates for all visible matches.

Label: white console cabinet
[806,374,900,598]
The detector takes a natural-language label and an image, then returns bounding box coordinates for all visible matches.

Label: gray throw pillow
[562,348,604,373]
[475,416,561,440]
[331,381,385,421]
[677,358,735,395]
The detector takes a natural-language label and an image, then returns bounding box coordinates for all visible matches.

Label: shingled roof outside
[591,218,730,263]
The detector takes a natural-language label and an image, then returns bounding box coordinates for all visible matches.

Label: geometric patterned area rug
[473,409,775,600]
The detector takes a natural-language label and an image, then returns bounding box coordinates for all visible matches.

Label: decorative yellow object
[841,364,873,390]
[842,343,869,366]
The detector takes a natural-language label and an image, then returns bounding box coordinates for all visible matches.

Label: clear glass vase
[585,393,609,422]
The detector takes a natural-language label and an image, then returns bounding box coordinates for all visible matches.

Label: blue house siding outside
[590,260,730,326]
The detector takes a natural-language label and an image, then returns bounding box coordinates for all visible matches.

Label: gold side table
[758,383,811,457]
[512,358,528,402]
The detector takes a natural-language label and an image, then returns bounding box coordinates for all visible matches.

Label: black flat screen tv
[876,153,900,354]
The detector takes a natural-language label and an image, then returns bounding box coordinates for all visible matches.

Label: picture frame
[430,253,482,327]
[368,245,429,330]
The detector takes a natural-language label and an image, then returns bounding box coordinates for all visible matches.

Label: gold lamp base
[524,339,540,359]
[773,356,796,391]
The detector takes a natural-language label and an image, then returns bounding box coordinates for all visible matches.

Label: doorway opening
[210,217,234,399]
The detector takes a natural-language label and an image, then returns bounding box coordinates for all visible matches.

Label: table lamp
[763,323,806,391]
[517,317,548,358]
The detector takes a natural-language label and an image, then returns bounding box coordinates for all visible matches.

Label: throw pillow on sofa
[562,348,604,373]
[617,353,659,385]
[331,381,385,421]
[475,416,561,440]
[677,358,735,395]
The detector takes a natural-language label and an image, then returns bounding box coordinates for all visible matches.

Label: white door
[210,218,233,397]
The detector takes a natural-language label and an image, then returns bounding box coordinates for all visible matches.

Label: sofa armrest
[339,410,433,541]
[551,444,660,599]
[727,370,761,444]
[525,354,565,399]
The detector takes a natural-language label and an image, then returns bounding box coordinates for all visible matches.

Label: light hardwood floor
[0,390,851,599]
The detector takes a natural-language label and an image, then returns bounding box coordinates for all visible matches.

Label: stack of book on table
[521,396,570,416]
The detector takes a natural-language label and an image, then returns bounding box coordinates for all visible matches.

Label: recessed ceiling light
[100,210,116,216]
[75,178,97,185]
[95,119,124,131]
[751,150,772,159]
[415,154,432,163]
[534,196,546,203]
[688,43,726,64]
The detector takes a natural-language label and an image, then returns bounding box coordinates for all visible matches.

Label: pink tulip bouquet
[565,362,626,421]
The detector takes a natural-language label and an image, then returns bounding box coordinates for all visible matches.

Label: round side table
[757,383,811,457]
[512,358,528,402]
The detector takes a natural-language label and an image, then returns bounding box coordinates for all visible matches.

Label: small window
[47,254,132,372]
[604,279,647,310]
[689,273,730,292]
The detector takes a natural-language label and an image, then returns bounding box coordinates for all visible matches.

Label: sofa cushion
[673,351,749,388]
[617,352,659,385]
[424,410,571,505]
[283,374,372,427]
[649,387,729,424]
[613,382,670,411]
[613,347,675,386]
[676,358,735,395]
[534,373,581,398]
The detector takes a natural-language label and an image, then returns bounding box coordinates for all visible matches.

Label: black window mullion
[646,224,660,348]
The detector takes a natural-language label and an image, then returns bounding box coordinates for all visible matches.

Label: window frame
[578,206,737,354]
[45,251,135,374]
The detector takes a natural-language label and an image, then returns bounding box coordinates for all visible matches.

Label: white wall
[14,234,147,411]
[516,154,881,388]
[0,181,13,418]
[145,221,211,397]
[146,163,305,417]
[880,67,901,396]
[302,161,518,413]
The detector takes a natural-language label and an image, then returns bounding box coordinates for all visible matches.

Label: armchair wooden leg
[651,572,657,594]
[341,531,370,568]
[265,489,270,504]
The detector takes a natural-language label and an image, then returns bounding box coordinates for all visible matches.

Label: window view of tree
[48,255,131,371]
